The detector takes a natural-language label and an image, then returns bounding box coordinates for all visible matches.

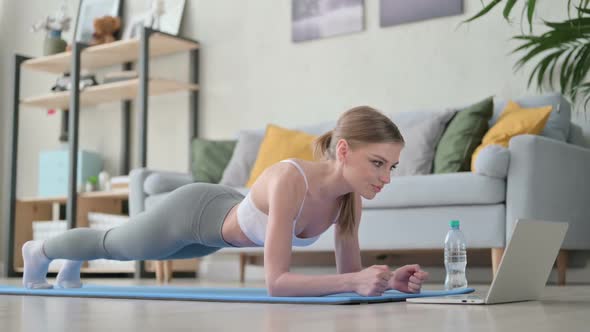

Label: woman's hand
[389,264,429,293]
[353,265,391,296]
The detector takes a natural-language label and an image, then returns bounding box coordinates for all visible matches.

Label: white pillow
[390,109,456,176]
[473,144,510,179]
[219,130,265,187]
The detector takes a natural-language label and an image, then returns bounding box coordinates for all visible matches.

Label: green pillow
[433,97,494,173]
[191,138,237,183]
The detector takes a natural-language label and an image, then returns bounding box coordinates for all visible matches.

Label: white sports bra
[236,159,340,247]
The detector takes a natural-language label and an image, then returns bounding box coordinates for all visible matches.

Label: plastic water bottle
[444,220,468,290]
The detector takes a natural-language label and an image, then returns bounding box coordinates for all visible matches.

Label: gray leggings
[43,183,244,261]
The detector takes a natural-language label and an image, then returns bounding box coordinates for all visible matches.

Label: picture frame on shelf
[157,0,186,35]
[122,0,186,39]
[73,0,122,44]
[122,10,151,39]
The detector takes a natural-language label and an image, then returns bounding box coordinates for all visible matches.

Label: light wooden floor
[0,277,588,332]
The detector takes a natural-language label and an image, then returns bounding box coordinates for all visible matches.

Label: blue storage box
[38,149,103,197]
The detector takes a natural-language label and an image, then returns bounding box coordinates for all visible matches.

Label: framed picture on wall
[74,0,122,43]
[292,0,365,43]
[380,0,463,27]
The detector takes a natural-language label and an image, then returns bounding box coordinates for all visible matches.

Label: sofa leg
[164,260,173,283]
[557,250,568,286]
[491,248,504,277]
[155,261,164,284]
[240,253,248,283]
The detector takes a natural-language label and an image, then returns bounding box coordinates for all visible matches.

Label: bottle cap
[450,220,460,228]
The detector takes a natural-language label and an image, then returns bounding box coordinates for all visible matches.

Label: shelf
[18,196,67,204]
[6,27,199,278]
[21,32,199,74]
[79,189,129,199]
[20,78,198,110]
[18,189,129,203]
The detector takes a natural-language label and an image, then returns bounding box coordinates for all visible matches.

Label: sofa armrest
[129,168,193,217]
[143,171,193,195]
[129,168,153,217]
[507,134,590,249]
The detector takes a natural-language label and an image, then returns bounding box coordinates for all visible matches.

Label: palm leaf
[466,1,588,31]
[573,81,590,109]
[529,50,563,90]
[465,0,537,31]
[504,0,518,20]
[465,1,590,109]
[512,14,590,102]
[559,48,580,90]
[463,0,503,24]
[527,0,537,32]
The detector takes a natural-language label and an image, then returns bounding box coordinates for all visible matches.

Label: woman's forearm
[268,271,357,297]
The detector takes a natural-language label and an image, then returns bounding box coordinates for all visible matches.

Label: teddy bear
[65,15,121,51]
[90,15,121,45]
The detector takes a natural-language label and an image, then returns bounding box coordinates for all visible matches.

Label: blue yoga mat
[0,284,474,304]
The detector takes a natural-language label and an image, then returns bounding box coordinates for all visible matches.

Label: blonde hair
[313,106,404,236]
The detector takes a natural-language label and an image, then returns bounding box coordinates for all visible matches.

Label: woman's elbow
[267,286,281,297]
[266,274,288,297]
[266,284,282,297]
[266,280,283,297]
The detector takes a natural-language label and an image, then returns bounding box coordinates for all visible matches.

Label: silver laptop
[407,219,568,305]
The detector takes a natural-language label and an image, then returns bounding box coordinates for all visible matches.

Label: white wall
[1,0,588,271]
[190,0,578,137]
[1,0,582,197]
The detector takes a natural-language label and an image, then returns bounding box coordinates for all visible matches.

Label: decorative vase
[43,30,67,56]
[98,171,110,191]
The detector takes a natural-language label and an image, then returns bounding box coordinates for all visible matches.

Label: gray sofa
[130,94,590,284]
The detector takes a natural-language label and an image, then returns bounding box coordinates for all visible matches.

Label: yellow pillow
[246,124,318,187]
[471,101,552,171]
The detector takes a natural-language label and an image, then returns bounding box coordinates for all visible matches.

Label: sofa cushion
[389,109,456,176]
[433,96,494,173]
[492,93,571,142]
[220,107,455,185]
[219,130,265,187]
[362,172,505,208]
[191,138,236,183]
[568,123,590,148]
[472,100,552,170]
[246,124,318,187]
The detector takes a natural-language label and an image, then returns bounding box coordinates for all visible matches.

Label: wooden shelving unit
[4,27,201,278]
[21,78,199,109]
[21,32,198,74]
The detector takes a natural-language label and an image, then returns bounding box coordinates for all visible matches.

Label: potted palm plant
[466,0,590,108]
